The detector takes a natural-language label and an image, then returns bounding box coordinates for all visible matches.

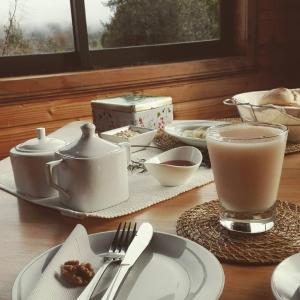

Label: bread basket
[224,89,300,142]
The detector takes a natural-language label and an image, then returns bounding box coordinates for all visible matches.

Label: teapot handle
[46,159,69,199]
[119,142,131,165]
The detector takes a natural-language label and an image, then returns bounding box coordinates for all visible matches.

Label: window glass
[0,0,74,56]
[85,0,220,50]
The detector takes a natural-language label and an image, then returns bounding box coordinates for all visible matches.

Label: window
[0,0,74,56]
[0,0,242,77]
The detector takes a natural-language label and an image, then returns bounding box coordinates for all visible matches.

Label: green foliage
[0,0,74,56]
[1,18,29,55]
[101,0,220,48]
[0,21,74,56]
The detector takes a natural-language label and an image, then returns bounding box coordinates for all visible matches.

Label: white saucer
[164,120,227,147]
[12,231,224,300]
[271,252,300,300]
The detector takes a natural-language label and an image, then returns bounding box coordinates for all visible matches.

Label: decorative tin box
[91,94,173,132]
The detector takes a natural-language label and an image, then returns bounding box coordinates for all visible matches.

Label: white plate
[271,253,300,300]
[164,120,227,147]
[12,231,224,300]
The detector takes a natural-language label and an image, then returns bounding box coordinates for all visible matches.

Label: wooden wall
[0,0,299,159]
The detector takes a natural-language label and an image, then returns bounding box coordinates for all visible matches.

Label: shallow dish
[144,146,202,186]
[271,252,300,300]
[100,125,157,151]
[12,231,224,300]
[164,120,227,147]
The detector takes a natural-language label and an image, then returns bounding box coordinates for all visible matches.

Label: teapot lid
[58,123,119,158]
[16,128,66,153]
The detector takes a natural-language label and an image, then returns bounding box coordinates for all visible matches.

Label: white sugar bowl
[46,123,130,212]
[10,128,66,198]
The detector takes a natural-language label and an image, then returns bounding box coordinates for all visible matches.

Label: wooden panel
[142,70,281,103]
[259,19,300,45]
[257,0,276,12]
[0,55,255,103]
[0,96,92,129]
[0,70,280,130]
[258,44,300,70]
[173,97,238,120]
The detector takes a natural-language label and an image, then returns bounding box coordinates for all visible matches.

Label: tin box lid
[58,123,120,158]
[15,128,65,153]
[91,94,172,112]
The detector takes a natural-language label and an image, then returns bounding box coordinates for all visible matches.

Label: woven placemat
[286,142,300,154]
[177,200,300,265]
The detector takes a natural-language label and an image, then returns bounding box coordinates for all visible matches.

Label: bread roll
[182,129,194,138]
[292,90,300,106]
[193,128,206,139]
[258,87,300,106]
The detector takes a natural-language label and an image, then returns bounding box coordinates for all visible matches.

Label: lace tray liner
[0,122,213,219]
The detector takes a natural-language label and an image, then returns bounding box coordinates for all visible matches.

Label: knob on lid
[57,123,119,158]
[16,128,66,153]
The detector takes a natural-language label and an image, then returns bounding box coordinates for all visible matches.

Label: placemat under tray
[177,200,300,264]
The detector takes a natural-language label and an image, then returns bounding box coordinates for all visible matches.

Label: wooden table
[0,150,299,300]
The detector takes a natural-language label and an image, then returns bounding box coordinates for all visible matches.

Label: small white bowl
[100,125,157,152]
[144,146,202,186]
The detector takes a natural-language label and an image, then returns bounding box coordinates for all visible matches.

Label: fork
[77,222,137,300]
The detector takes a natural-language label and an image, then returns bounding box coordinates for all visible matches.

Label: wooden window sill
[0,54,256,103]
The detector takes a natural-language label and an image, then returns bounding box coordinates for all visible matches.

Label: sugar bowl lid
[57,123,120,158]
[16,128,66,153]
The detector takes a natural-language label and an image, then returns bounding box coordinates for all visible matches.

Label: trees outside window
[0,0,226,77]
[99,0,219,48]
[0,0,74,56]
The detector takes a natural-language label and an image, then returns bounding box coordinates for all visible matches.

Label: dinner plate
[12,231,224,300]
[164,120,227,147]
[271,253,300,300]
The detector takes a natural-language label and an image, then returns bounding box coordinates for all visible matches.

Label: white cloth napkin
[27,224,102,300]
[0,121,214,218]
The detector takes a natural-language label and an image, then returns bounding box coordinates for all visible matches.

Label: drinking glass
[206,122,288,233]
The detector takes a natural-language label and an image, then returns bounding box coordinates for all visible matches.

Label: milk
[207,124,287,213]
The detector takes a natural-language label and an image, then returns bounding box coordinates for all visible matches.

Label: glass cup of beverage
[206,122,288,234]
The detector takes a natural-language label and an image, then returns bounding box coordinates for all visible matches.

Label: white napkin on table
[27,224,102,300]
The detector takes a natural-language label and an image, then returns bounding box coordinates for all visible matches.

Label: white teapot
[46,123,130,212]
[10,128,66,198]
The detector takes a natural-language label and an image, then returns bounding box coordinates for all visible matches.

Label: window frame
[0,0,257,103]
[0,0,246,77]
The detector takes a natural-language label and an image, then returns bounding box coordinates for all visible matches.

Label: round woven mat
[177,200,300,265]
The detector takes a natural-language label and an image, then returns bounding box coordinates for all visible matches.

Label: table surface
[1,139,299,300]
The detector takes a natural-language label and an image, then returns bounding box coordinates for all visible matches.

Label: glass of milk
[206,122,288,233]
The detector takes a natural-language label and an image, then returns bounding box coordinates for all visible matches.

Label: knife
[101,222,153,300]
